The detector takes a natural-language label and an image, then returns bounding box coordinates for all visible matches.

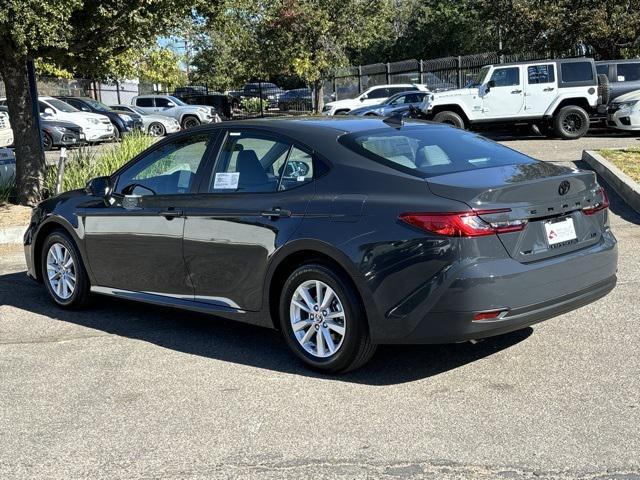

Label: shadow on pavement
[1,270,532,386]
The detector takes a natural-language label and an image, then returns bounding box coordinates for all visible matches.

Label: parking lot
[1,134,639,479]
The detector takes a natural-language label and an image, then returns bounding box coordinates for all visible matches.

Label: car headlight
[53,126,72,133]
[618,100,639,113]
[197,107,207,113]
[87,118,100,125]
[118,113,132,122]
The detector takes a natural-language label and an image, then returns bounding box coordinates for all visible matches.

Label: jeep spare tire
[433,111,465,129]
[553,105,590,140]
[597,74,611,105]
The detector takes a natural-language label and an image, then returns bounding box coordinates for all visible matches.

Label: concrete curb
[0,226,25,245]
[582,150,640,214]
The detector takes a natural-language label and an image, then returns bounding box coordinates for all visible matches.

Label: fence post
[386,63,391,84]
[419,60,424,84]
[358,66,363,94]
[457,56,463,88]
[258,81,264,118]
[115,80,121,104]
[55,148,67,195]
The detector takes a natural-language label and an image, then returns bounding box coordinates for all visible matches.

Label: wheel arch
[430,104,470,125]
[264,240,374,332]
[32,217,87,284]
[546,97,592,117]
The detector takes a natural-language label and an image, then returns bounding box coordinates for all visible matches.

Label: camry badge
[558,180,570,196]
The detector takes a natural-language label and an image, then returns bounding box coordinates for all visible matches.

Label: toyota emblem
[558,180,570,196]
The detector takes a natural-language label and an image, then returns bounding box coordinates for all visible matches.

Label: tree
[0,0,198,205]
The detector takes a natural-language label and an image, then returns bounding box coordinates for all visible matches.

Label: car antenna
[383,112,404,129]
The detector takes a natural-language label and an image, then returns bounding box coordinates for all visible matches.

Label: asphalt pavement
[1,134,639,479]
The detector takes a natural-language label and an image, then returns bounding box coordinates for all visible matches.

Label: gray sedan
[348,91,428,116]
[110,105,181,137]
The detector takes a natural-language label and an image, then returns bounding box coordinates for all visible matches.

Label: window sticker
[213,172,240,190]
[618,76,625,82]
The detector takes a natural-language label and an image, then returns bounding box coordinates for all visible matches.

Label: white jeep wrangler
[419,58,606,139]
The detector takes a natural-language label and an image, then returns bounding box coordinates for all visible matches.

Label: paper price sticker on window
[213,172,240,190]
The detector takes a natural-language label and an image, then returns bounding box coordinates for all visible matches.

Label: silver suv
[131,95,221,129]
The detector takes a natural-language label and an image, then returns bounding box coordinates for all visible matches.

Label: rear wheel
[40,230,91,309]
[279,264,376,373]
[553,105,590,140]
[433,110,465,129]
[42,132,53,150]
[148,122,166,137]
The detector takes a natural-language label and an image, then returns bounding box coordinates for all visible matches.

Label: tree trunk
[0,54,45,206]
[313,80,324,114]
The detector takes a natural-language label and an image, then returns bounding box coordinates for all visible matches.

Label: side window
[616,63,640,82]
[155,97,171,108]
[367,88,389,99]
[596,64,609,76]
[66,99,89,111]
[527,65,555,84]
[389,87,411,95]
[279,147,314,191]
[116,134,210,196]
[490,67,520,87]
[390,95,407,105]
[405,93,425,103]
[136,98,153,107]
[560,62,594,82]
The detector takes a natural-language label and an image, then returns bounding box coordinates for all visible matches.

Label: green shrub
[241,97,263,113]
[0,175,15,205]
[44,132,154,195]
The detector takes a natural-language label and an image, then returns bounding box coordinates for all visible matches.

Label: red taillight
[582,187,610,215]
[473,309,509,321]
[399,209,526,237]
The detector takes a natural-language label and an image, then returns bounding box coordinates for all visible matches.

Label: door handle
[260,207,292,219]
[158,208,183,219]
[511,89,522,94]
[543,87,555,92]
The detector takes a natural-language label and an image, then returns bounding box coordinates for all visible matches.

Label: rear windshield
[339,126,536,177]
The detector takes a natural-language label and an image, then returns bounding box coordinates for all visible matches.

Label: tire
[43,132,53,151]
[433,110,465,129]
[40,230,91,309]
[597,74,611,106]
[364,112,378,116]
[181,116,200,129]
[148,122,166,137]
[279,263,377,373]
[552,105,590,140]
[113,127,121,142]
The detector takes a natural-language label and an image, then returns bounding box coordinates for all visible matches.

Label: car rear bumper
[373,229,618,344]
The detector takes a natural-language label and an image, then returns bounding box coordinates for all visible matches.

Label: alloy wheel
[562,113,583,133]
[148,123,165,136]
[289,280,346,358]
[46,243,76,300]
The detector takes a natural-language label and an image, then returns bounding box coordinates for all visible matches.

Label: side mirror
[85,176,112,198]
[166,102,175,107]
[360,94,367,101]
[485,80,496,92]
[43,108,55,117]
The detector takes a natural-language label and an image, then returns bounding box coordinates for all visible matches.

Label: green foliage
[0,174,15,204]
[138,48,188,89]
[240,97,262,113]
[44,133,154,195]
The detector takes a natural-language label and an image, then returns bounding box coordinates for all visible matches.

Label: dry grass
[599,147,640,184]
[0,203,32,227]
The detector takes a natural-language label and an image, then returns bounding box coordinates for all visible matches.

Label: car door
[523,63,557,116]
[481,66,525,118]
[81,131,216,297]
[182,128,315,312]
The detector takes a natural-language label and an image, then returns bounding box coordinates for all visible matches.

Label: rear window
[561,62,594,82]
[339,126,536,178]
[616,63,640,82]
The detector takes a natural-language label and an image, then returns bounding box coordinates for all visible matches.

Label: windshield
[339,125,536,178]
[465,66,490,88]
[167,96,187,106]
[82,98,112,112]
[46,99,78,113]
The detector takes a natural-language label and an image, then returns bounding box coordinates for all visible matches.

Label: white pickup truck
[419,58,608,139]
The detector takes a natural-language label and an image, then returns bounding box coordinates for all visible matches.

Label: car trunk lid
[426,162,607,262]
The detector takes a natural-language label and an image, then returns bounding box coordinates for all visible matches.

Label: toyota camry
[24,117,618,372]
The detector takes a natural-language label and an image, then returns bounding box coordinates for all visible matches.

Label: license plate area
[544,216,577,248]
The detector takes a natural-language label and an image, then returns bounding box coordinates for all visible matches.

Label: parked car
[278,88,313,112]
[322,84,430,116]
[607,90,640,131]
[25,117,617,372]
[241,82,285,108]
[0,105,84,150]
[131,95,220,129]
[57,96,143,139]
[110,104,181,137]
[173,93,234,120]
[348,91,428,116]
[596,59,640,100]
[0,147,15,188]
[0,108,13,148]
[419,58,607,139]
[0,96,115,143]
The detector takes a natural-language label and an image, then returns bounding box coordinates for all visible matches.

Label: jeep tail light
[582,187,609,215]
[399,209,526,237]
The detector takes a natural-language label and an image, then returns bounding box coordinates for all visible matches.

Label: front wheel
[553,106,590,140]
[148,122,166,137]
[181,116,200,129]
[279,264,376,373]
[433,110,465,129]
[41,230,91,309]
